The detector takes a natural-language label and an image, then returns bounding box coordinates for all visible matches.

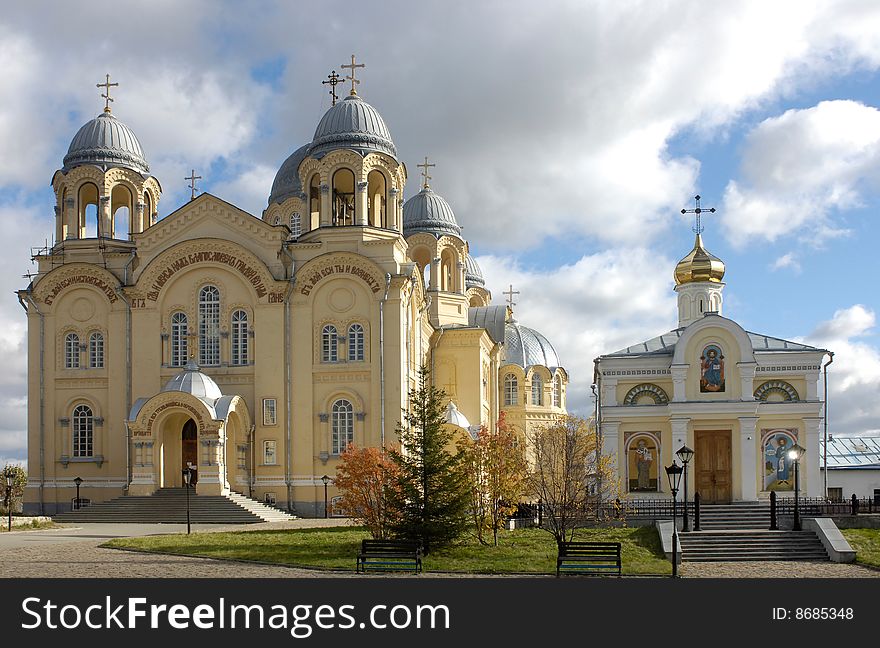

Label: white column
[670,418,689,499]
[671,364,687,402]
[356,180,368,225]
[803,417,822,497]
[65,197,77,239]
[739,417,759,501]
[601,421,620,486]
[738,362,757,401]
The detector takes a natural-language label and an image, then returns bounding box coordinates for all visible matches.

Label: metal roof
[821,435,880,469]
[403,187,462,238]
[503,320,560,370]
[468,305,508,344]
[605,326,824,358]
[161,360,223,403]
[465,254,485,288]
[309,94,397,158]
[268,144,309,206]
[63,112,149,174]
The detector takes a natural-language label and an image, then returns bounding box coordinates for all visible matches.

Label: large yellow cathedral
[19,67,569,516]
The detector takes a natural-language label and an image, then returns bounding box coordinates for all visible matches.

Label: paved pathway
[2,522,878,578]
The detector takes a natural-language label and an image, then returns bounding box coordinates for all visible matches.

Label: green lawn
[104,525,671,575]
[841,529,880,569]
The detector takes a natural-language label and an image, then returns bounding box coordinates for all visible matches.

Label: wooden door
[694,431,731,503]
[182,419,198,484]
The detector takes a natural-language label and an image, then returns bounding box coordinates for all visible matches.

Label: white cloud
[478,247,678,415]
[211,164,278,217]
[771,252,801,273]
[721,100,880,247]
[804,305,880,435]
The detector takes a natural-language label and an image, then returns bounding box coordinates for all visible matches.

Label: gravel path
[681,561,880,578]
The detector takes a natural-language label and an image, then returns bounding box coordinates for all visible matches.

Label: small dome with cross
[465,254,485,288]
[309,94,397,159]
[403,187,462,238]
[63,111,150,175]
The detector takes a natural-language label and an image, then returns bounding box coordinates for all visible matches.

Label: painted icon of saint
[700,345,725,392]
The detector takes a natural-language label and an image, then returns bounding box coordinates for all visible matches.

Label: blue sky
[2,0,880,465]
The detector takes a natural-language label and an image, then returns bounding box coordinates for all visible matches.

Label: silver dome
[268,143,309,206]
[63,112,149,174]
[310,94,397,158]
[465,254,485,288]
[503,321,560,369]
[162,360,223,403]
[403,187,462,238]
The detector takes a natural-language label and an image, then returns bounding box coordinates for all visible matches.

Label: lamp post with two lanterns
[675,445,694,532]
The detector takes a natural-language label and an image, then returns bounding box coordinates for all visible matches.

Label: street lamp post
[665,462,684,578]
[5,473,12,532]
[676,445,694,532]
[73,476,83,511]
[321,475,330,519]
[183,465,193,535]
[788,444,806,531]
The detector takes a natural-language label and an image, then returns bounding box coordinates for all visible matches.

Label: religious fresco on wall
[700,344,725,392]
[627,435,658,492]
[762,430,797,491]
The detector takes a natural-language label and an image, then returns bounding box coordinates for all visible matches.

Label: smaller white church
[595,199,832,503]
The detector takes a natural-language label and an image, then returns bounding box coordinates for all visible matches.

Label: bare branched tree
[525,415,620,546]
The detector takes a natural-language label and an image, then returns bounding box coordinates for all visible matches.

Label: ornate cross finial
[417,156,436,190]
[322,70,343,106]
[503,284,520,310]
[341,54,365,96]
[185,169,202,201]
[96,73,119,113]
[681,194,716,235]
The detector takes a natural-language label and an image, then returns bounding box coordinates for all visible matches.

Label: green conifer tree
[387,367,470,554]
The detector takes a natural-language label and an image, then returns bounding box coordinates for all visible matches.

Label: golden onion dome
[674,234,725,285]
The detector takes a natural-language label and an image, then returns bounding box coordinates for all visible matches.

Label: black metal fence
[775,495,877,516]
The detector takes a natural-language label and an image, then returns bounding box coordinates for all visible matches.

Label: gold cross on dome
[341,54,365,96]
[417,156,435,189]
[96,73,119,113]
[322,70,343,106]
[503,284,519,309]
[681,194,716,235]
[185,169,202,201]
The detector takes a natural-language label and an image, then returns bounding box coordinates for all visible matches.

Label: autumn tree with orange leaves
[334,445,400,539]
[458,411,527,546]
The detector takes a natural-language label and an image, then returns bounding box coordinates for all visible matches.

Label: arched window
[111,184,132,239]
[231,310,249,366]
[367,170,387,228]
[309,174,321,230]
[331,399,354,455]
[332,168,355,226]
[348,324,365,361]
[531,375,543,406]
[440,249,455,292]
[89,332,104,369]
[290,212,302,238]
[143,191,154,228]
[171,312,188,367]
[72,404,93,458]
[504,374,518,406]
[552,375,562,407]
[322,325,338,362]
[65,333,80,369]
[77,182,99,238]
[199,285,221,366]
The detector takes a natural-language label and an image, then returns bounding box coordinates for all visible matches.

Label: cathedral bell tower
[50,75,161,249]
[674,196,725,328]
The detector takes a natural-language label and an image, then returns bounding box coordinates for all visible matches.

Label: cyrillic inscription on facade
[146,251,269,300]
[299,263,381,296]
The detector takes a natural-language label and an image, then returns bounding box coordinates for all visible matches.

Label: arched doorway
[182,419,199,484]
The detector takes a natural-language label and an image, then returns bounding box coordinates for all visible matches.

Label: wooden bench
[556,541,621,577]
[356,539,423,573]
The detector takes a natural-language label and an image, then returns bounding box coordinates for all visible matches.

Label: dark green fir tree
[387,367,470,554]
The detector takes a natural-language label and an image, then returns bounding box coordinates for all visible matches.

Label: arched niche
[754,380,799,402]
[367,169,387,228]
[626,432,660,493]
[331,168,355,226]
[309,174,321,230]
[623,383,669,405]
[78,182,99,238]
[111,183,133,239]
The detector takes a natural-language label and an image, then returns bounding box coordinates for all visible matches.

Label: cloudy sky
[2,0,880,465]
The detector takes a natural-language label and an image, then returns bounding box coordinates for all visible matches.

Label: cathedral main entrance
[182,419,199,484]
[694,430,731,503]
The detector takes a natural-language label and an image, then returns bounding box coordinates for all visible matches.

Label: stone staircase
[679,502,829,562]
[53,488,297,524]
